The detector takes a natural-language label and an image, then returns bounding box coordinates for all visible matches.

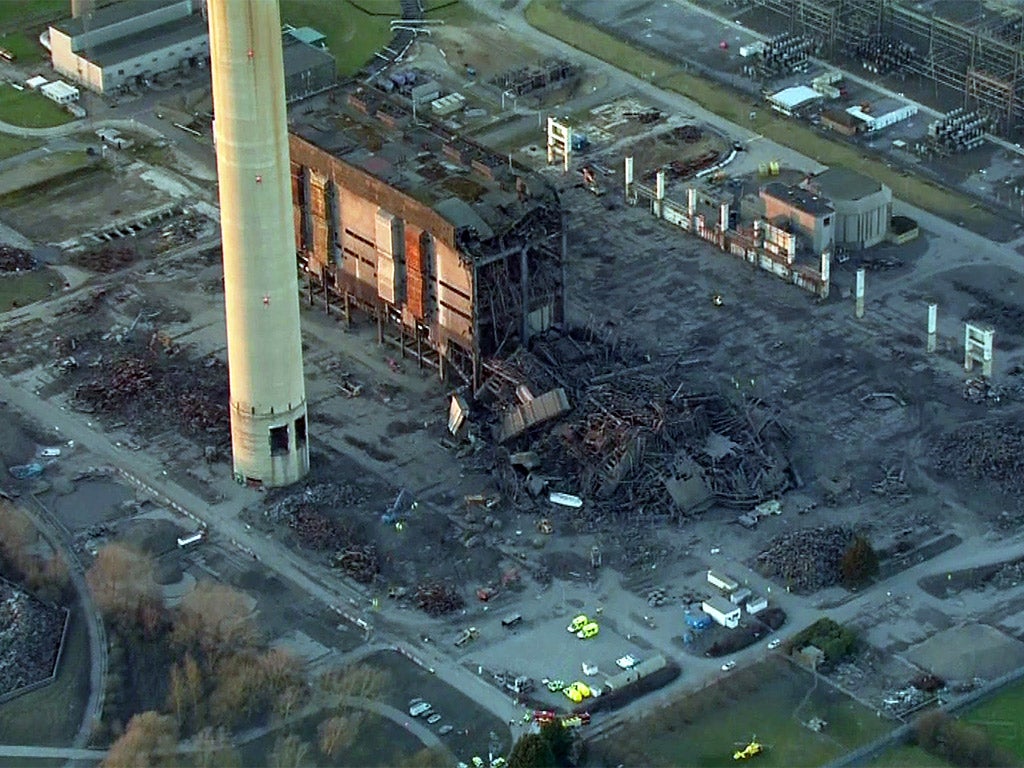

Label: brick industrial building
[289,87,566,391]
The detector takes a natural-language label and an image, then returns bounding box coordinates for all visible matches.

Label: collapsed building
[289,86,565,391]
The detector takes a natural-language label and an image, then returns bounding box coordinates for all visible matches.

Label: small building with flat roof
[761,182,835,254]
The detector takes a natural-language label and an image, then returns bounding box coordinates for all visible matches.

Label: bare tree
[190,727,242,768]
[167,653,204,732]
[270,734,311,768]
[87,543,156,625]
[317,713,361,759]
[172,580,258,657]
[318,664,391,702]
[102,711,178,768]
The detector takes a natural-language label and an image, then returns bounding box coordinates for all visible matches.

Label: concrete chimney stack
[207,0,309,486]
[71,0,93,18]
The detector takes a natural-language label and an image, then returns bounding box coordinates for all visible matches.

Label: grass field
[280,0,474,76]
[0,265,60,311]
[867,742,951,766]
[592,658,892,767]
[962,679,1024,759]
[0,84,73,129]
[524,0,1001,236]
[0,602,91,746]
[0,0,67,32]
[0,134,41,160]
[0,30,46,63]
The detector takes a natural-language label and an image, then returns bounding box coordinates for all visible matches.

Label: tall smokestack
[208,0,309,487]
[71,0,93,18]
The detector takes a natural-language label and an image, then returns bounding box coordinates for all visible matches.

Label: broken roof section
[289,85,559,261]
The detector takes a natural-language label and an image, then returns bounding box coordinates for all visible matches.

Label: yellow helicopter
[733,735,765,761]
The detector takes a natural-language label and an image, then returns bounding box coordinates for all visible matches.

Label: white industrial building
[49,0,209,94]
[804,168,892,250]
[703,596,742,629]
[40,80,79,104]
[845,103,918,133]
[707,569,739,593]
[768,85,821,115]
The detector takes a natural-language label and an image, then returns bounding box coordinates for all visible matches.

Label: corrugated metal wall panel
[405,225,424,319]
[375,208,395,256]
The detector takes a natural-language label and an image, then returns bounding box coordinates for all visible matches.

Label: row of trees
[913,710,1018,767]
[0,501,71,604]
[509,722,581,768]
[90,542,442,766]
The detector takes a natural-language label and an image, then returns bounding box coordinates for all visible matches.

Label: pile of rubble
[71,243,138,273]
[73,346,229,444]
[474,329,792,529]
[934,422,1024,499]
[415,581,465,616]
[755,525,856,593]
[962,377,1008,404]
[264,483,379,583]
[0,245,37,273]
[991,560,1024,589]
[0,582,66,696]
[871,462,910,503]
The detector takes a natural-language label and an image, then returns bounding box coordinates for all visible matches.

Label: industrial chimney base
[230,404,309,487]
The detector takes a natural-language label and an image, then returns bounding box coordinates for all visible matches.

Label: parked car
[721,660,736,671]
[409,701,432,717]
[567,614,589,633]
[768,639,781,650]
[576,622,599,640]
[427,713,442,725]
[438,725,454,736]
[616,654,638,670]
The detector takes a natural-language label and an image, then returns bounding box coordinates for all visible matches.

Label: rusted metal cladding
[292,206,304,252]
[405,224,425,320]
[309,171,328,220]
[312,218,329,261]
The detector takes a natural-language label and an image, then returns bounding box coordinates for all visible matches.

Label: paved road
[0,746,106,760]
[0,375,521,746]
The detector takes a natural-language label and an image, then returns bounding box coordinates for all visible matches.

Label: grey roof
[810,168,884,201]
[53,0,185,38]
[762,182,834,216]
[85,14,207,67]
[286,27,326,47]
[435,197,494,240]
[283,36,335,77]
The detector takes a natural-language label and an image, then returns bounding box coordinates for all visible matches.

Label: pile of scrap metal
[416,581,465,616]
[73,350,229,443]
[466,328,792,523]
[935,421,1024,500]
[0,245,37,273]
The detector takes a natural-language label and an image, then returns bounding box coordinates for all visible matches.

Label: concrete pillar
[209,0,309,487]
[819,250,830,298]
[927,303,937,353]
[687,187,697,217]
[520,245,530,345]
[654,169,666,218]
[855,268,865,319]
[964,322,994,377]
[624,156,633,201]
[719,201,730,232]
